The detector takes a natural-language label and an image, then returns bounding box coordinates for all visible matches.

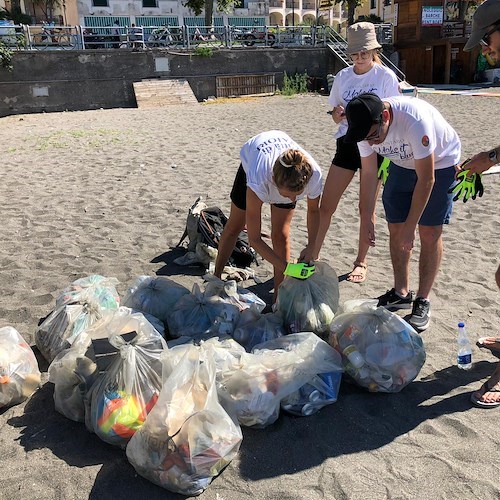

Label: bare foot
[471,365,500,408]
[347,261,367,284]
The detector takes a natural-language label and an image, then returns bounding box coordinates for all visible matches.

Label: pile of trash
[3,272,428,496]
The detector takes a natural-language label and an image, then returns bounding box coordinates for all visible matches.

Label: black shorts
[230,164,296,211]
[332,136,385,172]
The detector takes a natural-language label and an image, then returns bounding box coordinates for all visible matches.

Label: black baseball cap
[344,93,384,143]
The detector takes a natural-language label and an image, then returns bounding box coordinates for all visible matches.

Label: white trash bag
[275,262,340,339]
[0,327,41,409]
[126,345,242,496]
[329,300,426,393]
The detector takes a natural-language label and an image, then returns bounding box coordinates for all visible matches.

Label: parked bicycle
[31,25,77,50]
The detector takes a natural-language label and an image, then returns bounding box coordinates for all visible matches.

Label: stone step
[133,78,198,107]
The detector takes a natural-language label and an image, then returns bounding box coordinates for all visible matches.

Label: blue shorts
[382,163,456,226]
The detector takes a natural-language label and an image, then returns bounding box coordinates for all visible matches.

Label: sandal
[347,261,367,284]
[476,337,500,359]
[470,379,500,409]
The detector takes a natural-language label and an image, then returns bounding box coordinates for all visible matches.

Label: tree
[335,0,364,26]
[0,4,32,24]
[183,0,236,28]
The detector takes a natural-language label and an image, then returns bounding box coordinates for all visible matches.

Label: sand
[0,91,499,499]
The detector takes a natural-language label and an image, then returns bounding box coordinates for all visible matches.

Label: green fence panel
[227,17,266,27]
[135,16,179,27]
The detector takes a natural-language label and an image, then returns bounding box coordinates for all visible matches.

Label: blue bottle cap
[458,322,465,327]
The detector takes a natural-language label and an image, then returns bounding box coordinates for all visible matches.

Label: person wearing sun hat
[301,22,400,285]
[343,92,461,332]
[462,0,500,410]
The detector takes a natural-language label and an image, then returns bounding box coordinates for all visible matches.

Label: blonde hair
[273,149,313,192]
[373,50,382,64]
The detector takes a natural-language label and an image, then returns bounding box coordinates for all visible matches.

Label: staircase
[324,27,407,83]
[133,79,198,108]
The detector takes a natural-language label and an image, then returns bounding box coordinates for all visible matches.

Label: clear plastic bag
[0,327,41,409]
[55,274,120,309]
[329,300,426,393]
[275,262,340,339]
[217,332,343,428]
[126,345,242,496]
[167,283,241,339]
[49,307,165,423]
[35,297,105,363]
[85,309,167,448]
[232,309,285,352]
[122,276,190,323]
[204,277,266,313]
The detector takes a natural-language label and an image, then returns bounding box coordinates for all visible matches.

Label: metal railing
[0,24,332,51]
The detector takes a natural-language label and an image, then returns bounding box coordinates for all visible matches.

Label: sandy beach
[1,91,499,499]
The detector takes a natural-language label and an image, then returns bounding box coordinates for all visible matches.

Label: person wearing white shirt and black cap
[344,93,461,331]
[462,0,500,409]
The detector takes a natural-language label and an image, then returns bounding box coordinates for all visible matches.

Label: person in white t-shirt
[214,130,322,299]
[344,93,461,331]
[303,22,400,284]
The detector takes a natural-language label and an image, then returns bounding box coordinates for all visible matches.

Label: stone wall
[0,48,342,116]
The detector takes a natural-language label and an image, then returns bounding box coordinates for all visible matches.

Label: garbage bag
[49,307,164,423]
[36,299,103,363]
[0,327,41,409]
[167,283,240,339]
[85,309,167,448]
[217,332,343,428]
[55,274,120,309]
[232,309,285,352]
[204,277,266,313]
[280,371,342,417]
[329,300,426,393]
[126,345,242,496]
[275,262,340,339]
[122,276,190,324]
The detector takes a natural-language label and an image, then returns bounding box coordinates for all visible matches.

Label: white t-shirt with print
[240,130,323,205]
[357,96,461,170]
[329,63,401,139]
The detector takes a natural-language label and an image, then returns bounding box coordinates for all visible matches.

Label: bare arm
[299,196,320,262]
[245,188,287,273]
[459,146,500,175]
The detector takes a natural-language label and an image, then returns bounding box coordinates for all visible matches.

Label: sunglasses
[350,51,371,60]
[480,22,500,47]
[365,116,384,141]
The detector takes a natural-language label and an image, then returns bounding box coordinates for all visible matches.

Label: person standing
[463,0,500,409]
[344,93,461,331]
[214,130,322,300]
[302,22,400,283]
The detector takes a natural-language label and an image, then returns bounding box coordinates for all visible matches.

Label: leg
[471,363,500,408]
[270,204,295,301]
[416,225,443,299]
[388,222,412,296]
[316,164,354,261]
[214,203,246,278]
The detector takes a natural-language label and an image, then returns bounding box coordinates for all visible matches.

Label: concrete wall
[0,48,342,117]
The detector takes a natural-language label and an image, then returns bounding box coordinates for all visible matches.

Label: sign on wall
[422,6,444,26]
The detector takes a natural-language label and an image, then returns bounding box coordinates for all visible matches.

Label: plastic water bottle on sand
[457,322,472,370]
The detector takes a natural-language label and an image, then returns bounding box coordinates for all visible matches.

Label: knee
[419,226,442,245]
[319,200,337,219]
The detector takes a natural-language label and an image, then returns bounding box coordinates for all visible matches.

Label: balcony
[269,0,283,6]
[285,0,299,8]
[303,1,316,9]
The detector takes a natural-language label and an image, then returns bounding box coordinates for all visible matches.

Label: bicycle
[32,27,77,50]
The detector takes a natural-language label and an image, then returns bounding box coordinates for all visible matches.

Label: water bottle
[457,322,472,370]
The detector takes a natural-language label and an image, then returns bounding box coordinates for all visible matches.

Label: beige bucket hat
[347,22,382,54]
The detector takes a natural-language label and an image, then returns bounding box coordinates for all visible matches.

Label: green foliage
[0,42,13,71]
[335,0,363,26]
[193,46,213,57]
[0,6,32,24]
[355,14,383,23]
[183,0,236,26]
[281,71,309,96]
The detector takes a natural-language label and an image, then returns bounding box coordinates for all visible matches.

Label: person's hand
[284,262,316,279]
[332,105,346,124]
[377,158,390,185]
[298,245,318,264]
[448,170,476,202]
[472,174,484,200]
[457,152,495,176]
[399,224,416,252]
[361,219,376,247]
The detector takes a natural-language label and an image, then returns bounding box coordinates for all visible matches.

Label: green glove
[284,262,315,279]
[472,174,484,200]
[448,170,476,202]
[377,157,391,185]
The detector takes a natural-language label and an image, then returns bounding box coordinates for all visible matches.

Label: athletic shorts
[332,136,385,172]
[230,164,296,211]
[382,163,456,226]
